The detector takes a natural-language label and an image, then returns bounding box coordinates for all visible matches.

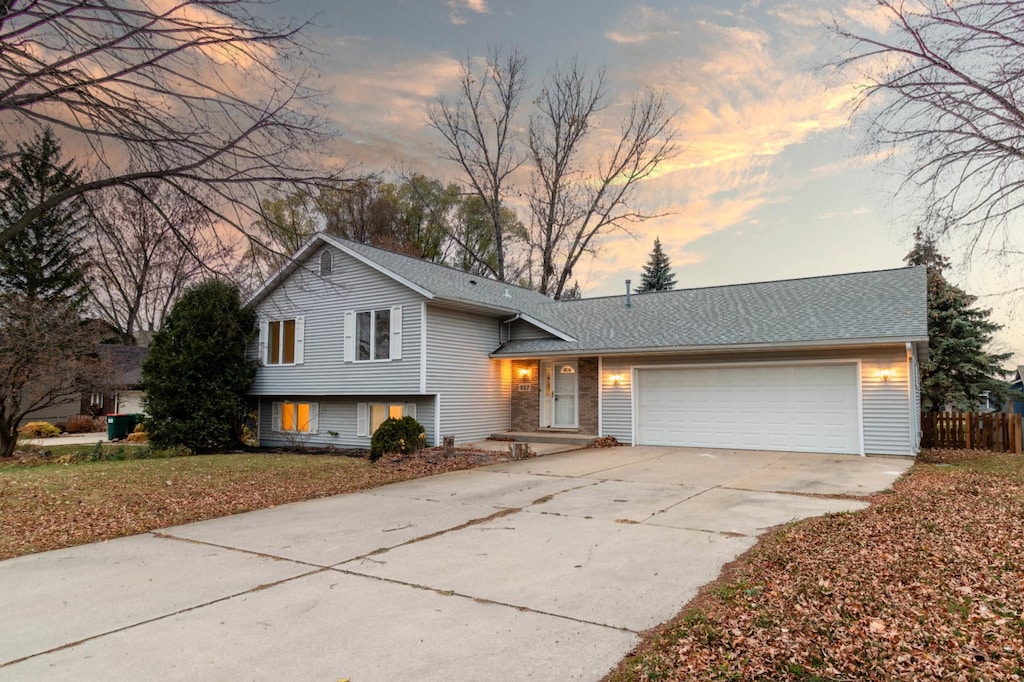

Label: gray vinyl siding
[258,395,436,449]
[250,245,426,396]
[601,345,915,456]
[426,304,511,442]
[508,318,558,341]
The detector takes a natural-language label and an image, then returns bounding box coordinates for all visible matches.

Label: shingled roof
[251,234,928,355]
[492,267,928,356]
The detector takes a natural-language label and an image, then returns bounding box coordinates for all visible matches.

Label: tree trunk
[0,424,17,458]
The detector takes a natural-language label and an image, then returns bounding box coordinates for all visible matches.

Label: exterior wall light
[518,368,532,380]
[879,369,893,382]
[609,374,624,386]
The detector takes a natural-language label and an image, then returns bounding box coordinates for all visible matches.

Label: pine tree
[142,280,258,452]
[905,229,1011,411]
[0,129,90,306]
[636,237,677,293]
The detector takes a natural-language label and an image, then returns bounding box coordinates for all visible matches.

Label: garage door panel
[636,364,860,454]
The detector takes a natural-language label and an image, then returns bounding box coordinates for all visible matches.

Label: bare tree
[88,181,236,344]
[833,0,1024,251]
[0,295,111,457]
[527,62,677,298]
[0,0,345,249]
[428,45,529,281]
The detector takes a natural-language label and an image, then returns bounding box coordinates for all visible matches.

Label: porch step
[489,431,597,446]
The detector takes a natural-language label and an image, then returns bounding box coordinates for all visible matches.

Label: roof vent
[469,279,477,285]
[626,279,632,309]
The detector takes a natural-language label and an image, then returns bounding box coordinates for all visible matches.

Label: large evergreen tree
[0,129,90,306]
[636,237,677,293]
[142,280,258,452]
[905,229,1011,411]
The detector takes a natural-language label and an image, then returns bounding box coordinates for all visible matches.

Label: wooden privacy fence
[921,412,1023,453]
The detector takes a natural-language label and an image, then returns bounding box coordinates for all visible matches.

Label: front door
[542,361,578,428]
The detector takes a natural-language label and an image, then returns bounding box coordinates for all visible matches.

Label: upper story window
[345,306,402,362]
[357,308,390,361]
[319,249,333,277]
[260,317,305,365]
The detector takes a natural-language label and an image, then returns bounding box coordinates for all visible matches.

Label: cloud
[447,0,488,25]
[605,6,681,44]
[568,4,866,295]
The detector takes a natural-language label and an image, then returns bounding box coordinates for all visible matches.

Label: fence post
[1016,414,1023,454]
[965,412,973,450]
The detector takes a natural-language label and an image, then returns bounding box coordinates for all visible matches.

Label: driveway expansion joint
[0,567,327,669]
[328,566,641,635]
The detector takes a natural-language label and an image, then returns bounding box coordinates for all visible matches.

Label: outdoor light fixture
[879,369,893,382]
[518,368,532,380]
[609,374,624,385]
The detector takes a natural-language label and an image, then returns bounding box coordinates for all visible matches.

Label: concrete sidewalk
[0,447,911,681]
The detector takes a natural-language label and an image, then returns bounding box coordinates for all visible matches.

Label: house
[248,234,929,457]
[19,343,148,426]
[1004,366,1024,414]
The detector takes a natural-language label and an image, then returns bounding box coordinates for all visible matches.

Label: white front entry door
[542,361,578,428]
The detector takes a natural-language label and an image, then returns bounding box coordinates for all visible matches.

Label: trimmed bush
[370,416,426,462]
[65,414,101,434]
[18,421,60,438]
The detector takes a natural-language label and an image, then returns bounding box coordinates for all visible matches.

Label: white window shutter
[356,402,368,437]
[271,401,282,432]
[344,311,355,363]
[294,316,305,365]
[258,319,269,363]
[390,305,402,360]
[308,403,319,434]
[404,403,417,420]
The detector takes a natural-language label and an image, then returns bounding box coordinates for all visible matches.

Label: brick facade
[577,357,599,435]
[509,357,599,435]
[510,359,540,431]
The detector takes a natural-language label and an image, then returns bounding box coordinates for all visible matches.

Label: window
[90,392,104,408]
[319,249,333,276]
[357,402,417,436]
[345,307,401,362]
[272,401,318,433]
[261,317,304,365]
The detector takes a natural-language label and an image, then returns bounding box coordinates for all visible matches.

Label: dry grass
[0,447,522,560]
[607,450,1024,681]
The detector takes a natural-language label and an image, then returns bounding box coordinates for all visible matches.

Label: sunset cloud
[447,0,489,25]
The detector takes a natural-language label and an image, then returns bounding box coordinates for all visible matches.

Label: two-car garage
[633,362,863,455]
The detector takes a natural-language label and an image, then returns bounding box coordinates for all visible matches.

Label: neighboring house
[19,343,148,426]
[1004,366,1024,414]
[248,234,929,457]
[94,344,148,415]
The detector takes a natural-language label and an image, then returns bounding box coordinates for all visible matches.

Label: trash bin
[106,413,137,440]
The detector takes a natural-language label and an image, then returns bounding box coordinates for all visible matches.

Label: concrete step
[489,431,597,446]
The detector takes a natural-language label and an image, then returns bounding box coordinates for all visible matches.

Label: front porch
[510,357,599,435]
[489,430,598,447]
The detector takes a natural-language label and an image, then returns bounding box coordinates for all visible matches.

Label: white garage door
[635,363,861,454]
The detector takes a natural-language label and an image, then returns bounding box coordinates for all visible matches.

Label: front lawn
[606,450,1024,681]
[0,448,505,560]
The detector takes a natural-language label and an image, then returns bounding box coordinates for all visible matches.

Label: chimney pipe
[626,279,631,309]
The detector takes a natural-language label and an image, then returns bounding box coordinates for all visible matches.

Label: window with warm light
[272,401,318,433]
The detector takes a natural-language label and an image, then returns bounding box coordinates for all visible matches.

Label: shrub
[370,416,426,462]
[18,421,61,438]
[126,423,148,443]
[65,414,101,434]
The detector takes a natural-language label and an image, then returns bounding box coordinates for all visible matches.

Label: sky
[280,0,1024,363]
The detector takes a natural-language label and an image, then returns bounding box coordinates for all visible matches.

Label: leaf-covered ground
[607,449,1024,681]
[0,447,525,560]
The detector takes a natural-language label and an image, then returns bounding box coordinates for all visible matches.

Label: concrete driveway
[0,447,910,681]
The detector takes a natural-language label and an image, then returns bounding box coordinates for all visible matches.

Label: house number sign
[518,383,533,392]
